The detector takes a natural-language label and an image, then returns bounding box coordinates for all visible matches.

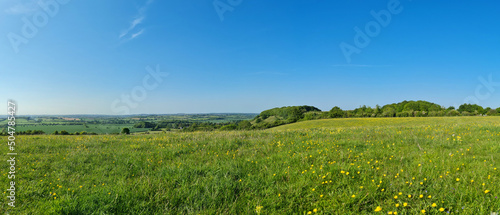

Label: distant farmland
[14,124,149,134]
[0,114,257,134]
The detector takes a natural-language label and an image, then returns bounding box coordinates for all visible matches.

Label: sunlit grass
[1,117,499,214]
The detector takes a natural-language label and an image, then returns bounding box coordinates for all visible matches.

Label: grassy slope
[271,116,500,131]
[1,117,499,214]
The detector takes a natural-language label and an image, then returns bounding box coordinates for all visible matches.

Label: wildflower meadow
[1,117,499,214]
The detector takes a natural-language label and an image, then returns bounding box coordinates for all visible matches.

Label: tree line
[2,100,499,135]
[211,101,500,130]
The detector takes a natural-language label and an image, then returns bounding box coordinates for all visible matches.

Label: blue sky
[1,0,500,115]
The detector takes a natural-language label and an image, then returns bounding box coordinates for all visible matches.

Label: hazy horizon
[3,98,497,116]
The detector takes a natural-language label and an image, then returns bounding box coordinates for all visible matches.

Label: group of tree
[15,130,45,135]
[300,101,500,119]
[241,101,500,130]
[0,129,97,135]
[52,130,98,135]
[134,120,210,131]
[346,101,499,118]
[249,106,322,129]
[130,119,252,132]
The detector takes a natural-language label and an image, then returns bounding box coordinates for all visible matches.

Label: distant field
[0,114,257,134]
[13,124,149,134]
[1,117,499,214]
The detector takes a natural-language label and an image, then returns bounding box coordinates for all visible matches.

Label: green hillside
[271,116,500,131]
[250,105,322,129]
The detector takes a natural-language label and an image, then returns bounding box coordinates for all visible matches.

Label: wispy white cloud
[130,17,144,29]
[119,0,154,42]
[119,16,144,38]
[130,29,145,39]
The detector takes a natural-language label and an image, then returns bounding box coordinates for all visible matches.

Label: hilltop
[249,100,499,130]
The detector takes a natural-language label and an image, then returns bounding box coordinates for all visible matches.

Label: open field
[0,114,257,134]
[12,124,150,134]
[1,117,499,214]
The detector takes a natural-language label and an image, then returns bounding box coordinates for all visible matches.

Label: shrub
[220,124,237,131]
[121,128,130,135]
[446,110,460,116]
[329,106,345,118]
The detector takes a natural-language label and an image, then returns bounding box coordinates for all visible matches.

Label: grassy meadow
[1,117,499,214]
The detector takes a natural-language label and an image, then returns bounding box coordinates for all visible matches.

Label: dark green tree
[121,127,130,135]
[486,108,497,116]
[382,106,396,117]
[458,104,484,114]
[374,105,381,116]
[220,124,237,131]
[237,120,252,130]
[329,106,344,118]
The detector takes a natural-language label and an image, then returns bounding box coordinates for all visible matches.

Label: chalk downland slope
[270,116,500,131]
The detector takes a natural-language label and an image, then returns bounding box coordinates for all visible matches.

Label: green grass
[271,116,500,131]
[1,117,499,214]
